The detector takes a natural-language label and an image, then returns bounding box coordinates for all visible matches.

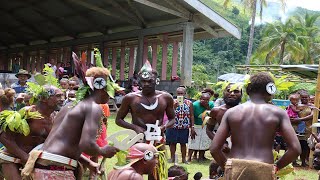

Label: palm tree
[256,19,307,64]
[223,0,286,64]
[292,13,320,64]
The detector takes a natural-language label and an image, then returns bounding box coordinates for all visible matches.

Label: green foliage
[0,109,43,136]
[253,13,320,65]
[201,0,249,28]
[289,83,316,95]
[94,48,104,68]
[192,64,209,88]
[74,86,91,106]
[43,65,60,88]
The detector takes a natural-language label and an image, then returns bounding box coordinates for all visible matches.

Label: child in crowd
[168,165,188,180]
[209,161,224,180]
[63,90,76,106]
[59,78,69,90]
[287,94,305,135]
[131,80,140,92]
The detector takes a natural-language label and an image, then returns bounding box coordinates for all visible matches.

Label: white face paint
[93,77,107,89]
[144,150,154,161]
[266,82,277,95]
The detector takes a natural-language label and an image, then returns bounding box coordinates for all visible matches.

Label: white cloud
[283,0,320,11]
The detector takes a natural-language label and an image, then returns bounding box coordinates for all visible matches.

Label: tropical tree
[292,13,320,64]
[253,19,307,64]
[223,0,286,65]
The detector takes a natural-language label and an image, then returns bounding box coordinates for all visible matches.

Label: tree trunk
[279,41,286,64]
[245,0,257,65]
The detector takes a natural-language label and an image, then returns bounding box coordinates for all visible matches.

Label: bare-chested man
[210,72,301,180]
[291,91,314,167]
[116,61,175,136]
[22,67,119,179]
[108,143,159,180]
[206,84,242,140]
[0,85,63,180]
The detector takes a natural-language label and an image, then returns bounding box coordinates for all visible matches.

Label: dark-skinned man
[292,91,314,167]
[210,72,301,180]
[115,61,175,138]
[21,64,120,179]
[0,85,63,180]
[206,83,242,140]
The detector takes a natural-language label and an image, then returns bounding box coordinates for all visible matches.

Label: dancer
[116,61,175,136]
[21,49,120,179]
[210,72,301,180]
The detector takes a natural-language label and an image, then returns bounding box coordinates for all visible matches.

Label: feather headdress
[73,48,124,104]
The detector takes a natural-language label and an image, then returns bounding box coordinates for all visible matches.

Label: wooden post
[181,22,194,86]
[31,54,36,73]
[135,35,144,71]
[104,47,109,67]
[161,34,168,80]
[120,46,125,81]
[36,50,41,72]
[112,47,117,78]
[172,41,178,77]
[143,37,148,64]
[128,47,135,78]
[152,43,157,70]
[309,60,320,168]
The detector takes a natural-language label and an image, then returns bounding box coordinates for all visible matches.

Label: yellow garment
[21,150,43,180]
[224,159,276,180]
[299,106,312,138]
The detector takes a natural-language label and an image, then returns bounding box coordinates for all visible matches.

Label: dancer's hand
[88,161,101,175]
[101,145,119,158]
[133,126,145,134]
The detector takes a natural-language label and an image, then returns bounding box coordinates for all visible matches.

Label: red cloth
[83,104,110,158]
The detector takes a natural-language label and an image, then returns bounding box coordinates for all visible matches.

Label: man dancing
[116,61,175,136]
[206,83,242,140]
[210,72,301,180]
[22,51,120,179]
[0,85,63,180]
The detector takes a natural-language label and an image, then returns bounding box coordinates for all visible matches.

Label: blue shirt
[11,82,28,94]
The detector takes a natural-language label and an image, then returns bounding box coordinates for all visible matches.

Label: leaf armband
[0,109,43,136]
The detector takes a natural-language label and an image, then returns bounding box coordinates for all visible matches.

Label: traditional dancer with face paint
[108,143,160,180]
[116,61,175,136]
[0,66,64,180]
[21,49,121,180]
[206,83,242,140]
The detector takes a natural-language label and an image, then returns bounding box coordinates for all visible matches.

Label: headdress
[139,60,153,79]
[107,129,168,179]
[1,66,57,136]
[138,60,160,85]
[26,65,60,104]
[73,48,123,105]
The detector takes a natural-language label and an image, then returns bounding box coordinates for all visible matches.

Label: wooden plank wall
[2,38,180,81]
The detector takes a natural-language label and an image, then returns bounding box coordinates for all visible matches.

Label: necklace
[136,93,162,111]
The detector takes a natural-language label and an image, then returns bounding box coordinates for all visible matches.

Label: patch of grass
[101,113,318,180]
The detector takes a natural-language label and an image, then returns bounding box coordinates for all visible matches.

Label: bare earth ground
[84,113,318,180]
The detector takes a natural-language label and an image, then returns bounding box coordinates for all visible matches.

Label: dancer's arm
[0,131,29,163]
[115,95,144,133]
